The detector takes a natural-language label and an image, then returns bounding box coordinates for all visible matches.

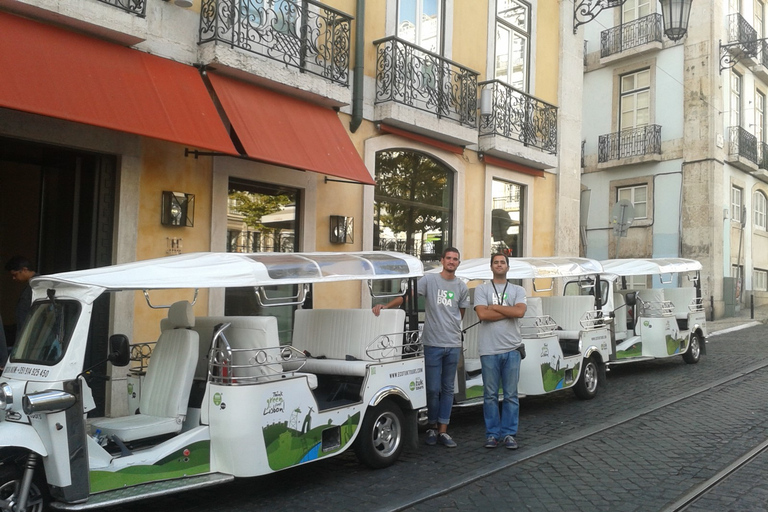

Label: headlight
[22,390,75,415]
[0,382,13,411]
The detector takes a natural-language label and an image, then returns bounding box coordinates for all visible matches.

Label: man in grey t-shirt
[373,247,469,447]
[474,253,526,450]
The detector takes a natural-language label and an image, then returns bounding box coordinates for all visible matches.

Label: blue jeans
[480,350,521,439]
[424,346,460,425]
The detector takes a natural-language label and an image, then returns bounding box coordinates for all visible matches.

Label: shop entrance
[0,136,116,415]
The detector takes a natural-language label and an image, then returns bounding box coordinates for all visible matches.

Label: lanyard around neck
[491,281,508,306]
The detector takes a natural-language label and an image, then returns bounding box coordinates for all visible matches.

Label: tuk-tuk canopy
[452,257,604,281]
[31,252,424,304]
[600,258,702,277]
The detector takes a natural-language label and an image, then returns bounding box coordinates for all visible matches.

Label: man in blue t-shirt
[474,253,526,450]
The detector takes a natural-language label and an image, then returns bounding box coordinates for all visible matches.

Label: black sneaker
[484,436,498,448]
[425,429,438,446]
[438,432,457,448]
[503,435,518,450]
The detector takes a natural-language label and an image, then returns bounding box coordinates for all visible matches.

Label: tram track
[387,357,768,512]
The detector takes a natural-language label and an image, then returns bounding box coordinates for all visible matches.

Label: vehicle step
[50,473,235,510]
[606,356,656,367]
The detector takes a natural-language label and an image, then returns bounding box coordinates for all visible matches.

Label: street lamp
[574,0,693,42]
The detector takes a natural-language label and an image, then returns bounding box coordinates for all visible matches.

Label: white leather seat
[612,293,628,341]
[92,301,199,442]
[663,287,697,319]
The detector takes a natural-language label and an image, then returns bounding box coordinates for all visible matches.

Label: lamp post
[574,0,693,41]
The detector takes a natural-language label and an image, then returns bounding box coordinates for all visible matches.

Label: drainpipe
[349,0,365,133]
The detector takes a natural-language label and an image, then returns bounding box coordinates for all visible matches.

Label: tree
[228,191,292,230]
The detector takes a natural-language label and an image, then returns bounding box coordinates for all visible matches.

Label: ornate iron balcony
[373,36,479,128]
[478,80,557,154]
[760,40,768,68]
[598,124,661,163]
[760,141,768,170]
[728,13,758,55]
[600,13,662,58]
[97,0,145,16]
[729,126,758,164]
[199,0,352,86]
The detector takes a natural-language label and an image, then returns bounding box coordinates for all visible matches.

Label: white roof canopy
[31,252,423,303]
[600,258,702,277]
[452,257,604,281]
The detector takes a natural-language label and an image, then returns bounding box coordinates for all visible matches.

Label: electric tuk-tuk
[0,251,425,511]
[451,257,612,404]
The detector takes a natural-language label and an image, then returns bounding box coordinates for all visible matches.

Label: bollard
[710,295,714,322]
[752,294,755,319]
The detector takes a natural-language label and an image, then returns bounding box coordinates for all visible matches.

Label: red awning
[207,72,375,185]
[0,12,237,155]
[482,154,545,178]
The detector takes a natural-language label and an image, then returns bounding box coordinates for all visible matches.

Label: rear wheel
[683,332,702,364]
[354,400,405,469]
[573,356,599,400]
[0,463,47,512]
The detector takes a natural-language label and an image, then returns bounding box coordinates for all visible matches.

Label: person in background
[373,247,469,448]
[473,252,527,450]
[5,256,37,345]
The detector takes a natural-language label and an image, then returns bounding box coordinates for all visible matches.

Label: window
[495,0,530,91]
[490,178,525,257]
[755,268,768,291]
[226,179,300,343]
[398,0,441,52]
[755,191,767,229]
[625,275,647,289]
[374,150,453,267]
[756,0,765,37]
[619,69,650,131]
[757,91,765,145]
[622,0,652,23]
[618,184,648,219]
[730,0,741,13]
[732,185,743,223]
[731,72,742,128]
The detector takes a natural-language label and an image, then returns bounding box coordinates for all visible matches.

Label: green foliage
[229,191,292,230]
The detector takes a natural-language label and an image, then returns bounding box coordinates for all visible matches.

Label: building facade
[0,0,580,415]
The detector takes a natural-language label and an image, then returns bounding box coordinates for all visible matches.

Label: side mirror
[108,334,130,367]
[624,292,637,307]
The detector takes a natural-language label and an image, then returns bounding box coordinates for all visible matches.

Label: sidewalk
[708,301,768,336]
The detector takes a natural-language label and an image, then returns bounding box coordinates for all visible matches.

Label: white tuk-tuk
[0,252,425,511]
[569,258,706,367]
[452,257,612,403]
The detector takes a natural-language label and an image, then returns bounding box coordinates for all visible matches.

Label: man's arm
[372,296,404,316]
[491,302,527,318]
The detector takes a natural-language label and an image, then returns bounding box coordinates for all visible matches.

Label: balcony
[373,36,479,146]
[724,13,760,68]
[477,80,557,169]
[600,13,663,61]
[97,0,145,16]
[198,0,353,106]
[598,124,661,165]
[727,126,759,172]
[753,40,768,82]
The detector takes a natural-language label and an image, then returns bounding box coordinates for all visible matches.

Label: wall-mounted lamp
[574,0,692,42]
[330,215,354,244]
[480,87,493,117]
[162,0,193,6]
[161,191,195,227]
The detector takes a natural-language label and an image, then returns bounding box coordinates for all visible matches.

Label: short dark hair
[441,247,460,259]
[490,252,509,266]
[5,256,33,272]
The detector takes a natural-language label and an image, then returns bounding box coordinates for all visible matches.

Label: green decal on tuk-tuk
[617,343,642,359]
[466,385,483,399]
[263,411,360,471]
[540,361,580,391]
[89,441,211,493]
[666,334,684,355]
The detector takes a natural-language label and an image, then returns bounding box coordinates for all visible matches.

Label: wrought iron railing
[598,124,661,162]
[373,36,479,128]
[729,126,759,164]
[728,13,758,56]
[760,141,768,169]
[600,13,662,58]
[478,80,557,154]
[199,0,353,86]
[760,40,768,68]
[97,0,145,16]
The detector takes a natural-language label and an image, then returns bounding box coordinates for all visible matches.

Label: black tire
[354,400,405,469]
[683,332,702,364]
[573,356,599,400]
[0,462,48,512]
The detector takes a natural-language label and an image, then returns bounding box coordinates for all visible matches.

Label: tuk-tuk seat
[540,296,595,340]
[662,287,697,320]
[92,301,199,442]
[612,293,628,341]
[635,289,668,318]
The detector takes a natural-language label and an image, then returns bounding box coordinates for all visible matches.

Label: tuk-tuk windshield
[564,279,609,306]
[11,300,80,366]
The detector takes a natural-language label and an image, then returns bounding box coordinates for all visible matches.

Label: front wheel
[573,356,600,400]
[683,332,702,364]
[354,400,405,469]
[0,463,47,512]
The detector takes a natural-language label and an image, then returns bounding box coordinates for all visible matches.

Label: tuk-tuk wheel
[573,355,599,400]
[0,464,47,512]
[683,332,702,364]
[354,400,405,469]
